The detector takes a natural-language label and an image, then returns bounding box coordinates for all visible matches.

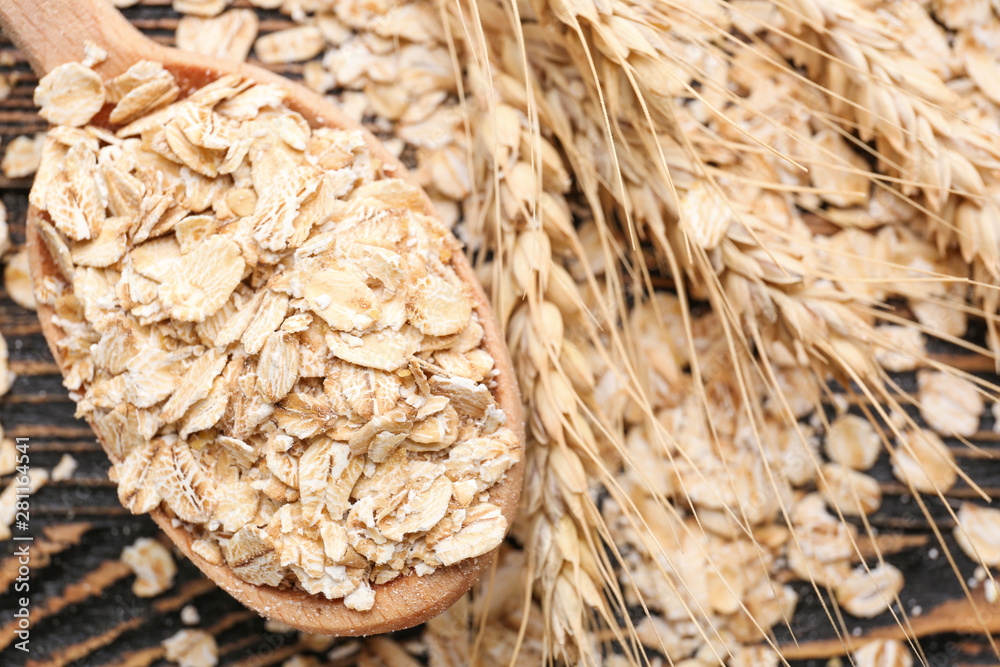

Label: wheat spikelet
[154,0,1000,663]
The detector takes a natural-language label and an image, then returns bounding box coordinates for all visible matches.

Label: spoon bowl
[2,0,524,636]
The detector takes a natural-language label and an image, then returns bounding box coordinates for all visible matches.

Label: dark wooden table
[1,3,999,665]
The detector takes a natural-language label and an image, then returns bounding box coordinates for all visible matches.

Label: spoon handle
[0,0,154,76]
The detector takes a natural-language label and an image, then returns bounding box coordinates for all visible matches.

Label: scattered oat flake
[0,200,9,257]
[190,538,223,565]
[122,537,177,597]
[173,0,228,18]
[82,40,109,68]
[2,133,45,178]
[5,249,36,311]
[853,639,913,667]
[254,26,325,64]
[910,299,967,340]
[50,454,77,481]
[892,428,957,494]
[0,333,15,397]
[264,619,296,634]
[180,604,201,625]
[0,469,48,527]
[917,370,984,437]
[680,181,730,250]
[162,629,219,667]
[0,439,14,476]
[818,463,881,517]
[835,563,904,618]
[954,502,1000,567]
[176,10,258,62]
[825,414,881,471]
[282,657,321,667]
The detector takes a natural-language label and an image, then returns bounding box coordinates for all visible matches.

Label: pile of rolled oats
[28,57,521,610]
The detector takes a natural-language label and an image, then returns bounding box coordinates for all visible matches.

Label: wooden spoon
[0,0,524,636]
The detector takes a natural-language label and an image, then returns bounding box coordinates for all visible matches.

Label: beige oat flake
[121,537,177,597]
[173,0,228,18]
[825,413,881,471]
[162,629,219,667]
[892,428,957,494]
[34,63,105,127]
[954,502,1000,567]
[0,439,15,476]
[180,604,201,625]
[818,463,881,517]
[834,563,904,618]
[2,133,46,178]
[50,454,77,481]
[917,370,984,437]
[176,9,259,62]
[254,26,325,64]
[5,249,36,311]
[0,200,10,258]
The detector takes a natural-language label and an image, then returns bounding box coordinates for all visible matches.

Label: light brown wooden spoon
[0,0,524,637]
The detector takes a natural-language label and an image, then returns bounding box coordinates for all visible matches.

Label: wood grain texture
[0,2,996,665]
